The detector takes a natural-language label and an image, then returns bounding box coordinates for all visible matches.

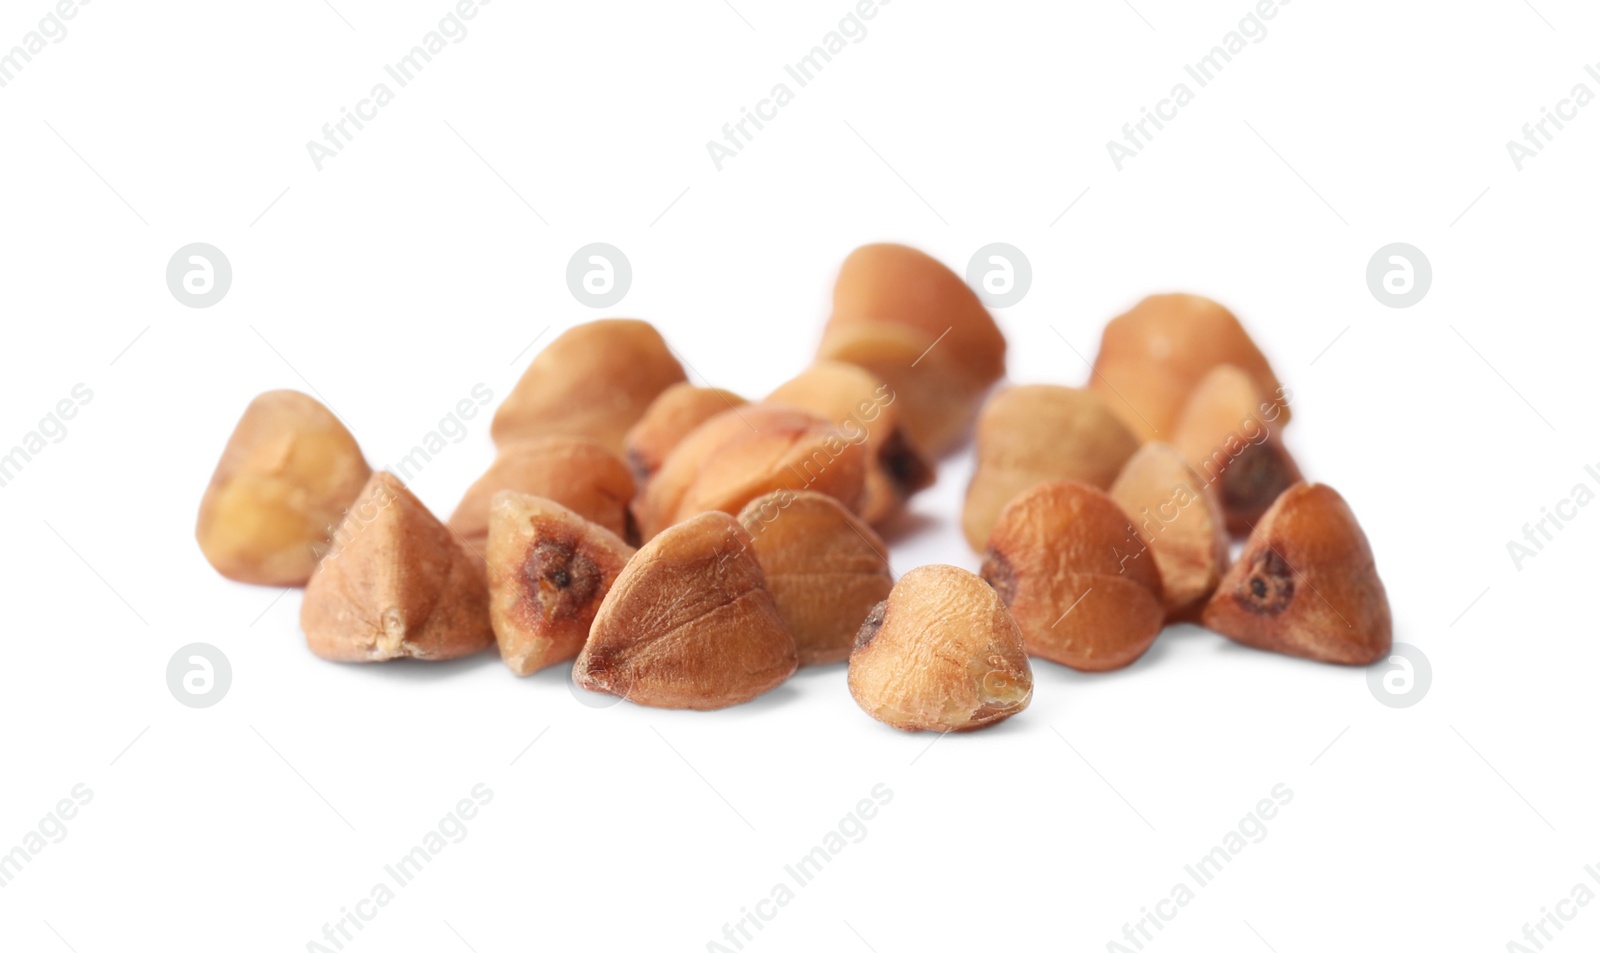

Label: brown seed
[1171,364,1302,535]
[1109,442,1230,620]
[980,481,1165,672]
[196,390,371,586]
[448,436,636,556]
[765,361,934,525]
[486,491,635,676]
[962,385,1141,551]
[300,472,493,662]
[815,320,981,456]
[491,319,687,455]
[736,490,895,666]
[1090,294,1290,442]
[634,404,869,542]
[573,511,797,709]
[622,382,747,484]
[827,243,1007,392]
[1201,482,1392,665]
[847,564,1032,732]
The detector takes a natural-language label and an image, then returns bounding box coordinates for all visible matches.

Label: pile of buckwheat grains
[196,243,1391,732]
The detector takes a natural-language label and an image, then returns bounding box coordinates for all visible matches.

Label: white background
[1,0,1595,950]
